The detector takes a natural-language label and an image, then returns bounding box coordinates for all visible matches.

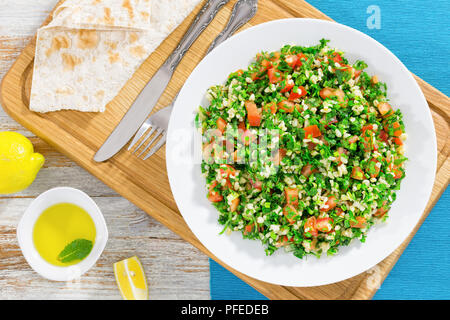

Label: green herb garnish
[57,239,93,263]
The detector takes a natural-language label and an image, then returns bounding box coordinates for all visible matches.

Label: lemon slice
[113,256,148,300]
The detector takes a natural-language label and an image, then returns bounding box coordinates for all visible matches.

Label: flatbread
[30,0,201,113]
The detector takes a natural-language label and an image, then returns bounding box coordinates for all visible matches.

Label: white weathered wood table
[0,0,210,300]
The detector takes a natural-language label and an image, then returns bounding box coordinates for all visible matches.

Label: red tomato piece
[283,204,299,225]
[245,101,262,127]
[263,101,277,114]
[304,124,321,139]
[267,67,283,83]
[350,216,366,228]
[285,187,299,206]
[243,223,254,235]
[374,201,389,218]
[320,196,337,212]
[250,178,263,191]
[277,100,295,113]
[351,166,365,180]
[280,78,295,93]
[377,102,394,118]
[296,53,308,67]
[216,117,227,133]
[230,197,240,212]
[304,216,318,237]
[207,181,223,202]
[316,217,334,233]
[288,85,307,101]
[301,164,318,178]
[285,55,299,68]
[275,235,294,248]
[366,158,381,178]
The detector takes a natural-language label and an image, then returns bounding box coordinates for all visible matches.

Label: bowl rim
[17,187,108,281]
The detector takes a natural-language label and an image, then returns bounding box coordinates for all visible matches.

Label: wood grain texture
[0,0,449,300]
[0,0,210,300]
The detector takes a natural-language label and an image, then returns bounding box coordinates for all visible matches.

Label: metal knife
[94,0,229,162]
[127,0,258,157]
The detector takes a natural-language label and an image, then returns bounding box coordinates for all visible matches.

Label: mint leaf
[57,239,93,263]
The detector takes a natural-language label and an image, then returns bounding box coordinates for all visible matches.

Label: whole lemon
[0,132,45,194]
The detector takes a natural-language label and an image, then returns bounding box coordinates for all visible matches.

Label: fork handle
[165,0,230,72]
[206,0,258,54]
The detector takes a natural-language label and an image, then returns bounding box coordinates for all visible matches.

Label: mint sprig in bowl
[17,187,108,281]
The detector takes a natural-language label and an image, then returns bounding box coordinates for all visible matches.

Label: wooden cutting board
[1,0,449,300]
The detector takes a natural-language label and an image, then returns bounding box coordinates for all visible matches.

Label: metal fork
[128,0,258,160]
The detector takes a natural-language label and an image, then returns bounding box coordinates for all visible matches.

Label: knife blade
[94,0,229,162]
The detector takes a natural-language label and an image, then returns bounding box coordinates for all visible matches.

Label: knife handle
[165,0,229,72]
[206,0,258,54]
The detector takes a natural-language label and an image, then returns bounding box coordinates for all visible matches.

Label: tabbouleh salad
[195,39,407,259]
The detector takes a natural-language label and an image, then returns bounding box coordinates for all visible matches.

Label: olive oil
[33,203,96,266]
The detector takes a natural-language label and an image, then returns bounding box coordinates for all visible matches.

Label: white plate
[166,18,436,286]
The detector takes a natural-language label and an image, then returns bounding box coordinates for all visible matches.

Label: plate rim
[166,17,437,287]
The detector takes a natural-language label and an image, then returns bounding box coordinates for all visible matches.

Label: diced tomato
[234,69,244,76]
[316,217,334,233]
[230,197,240,212]
[392,122,403,137]
[304,124,321,139]
[330,52,343,63]
[288,85,307,101]
[272,148,287,165]
[245,101,262,127]
[296,53,308,67]
[377,102,394,118]
[335,207,345,218]
[371,75,379,85]
[285,55,299,68]
[348,135,359,144]
[319,87,335,100]
[263,101,277,114]
[361,124,375,133]
[207,181,223,202]
[301,164,317,178]
[321,196,337,212]
[250,178,263,191]
[267,67,283,83]
[219,164,237,178]
[216,117,227,133]
[278,100,295,113]
[361,127,375,152]
[238,121,246,131]
[243,223,254,235]
[374,201,389,218]
[275,235,294,248]
[350,216,366,228]
[280,78,295,93]
[379,129,389,143]
[319,87,345,102]
[334,89,345,102]
[304,216,318,237]
[351,166,365,180]
[366,158,381,178]
[285,187,299,206]
[393,137,403,146]
[283,204,299,224]
[240,129,256,146]
[393,166,404,179]
[251,58,271,80]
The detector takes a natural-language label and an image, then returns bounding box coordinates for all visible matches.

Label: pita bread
[30,0,201,113]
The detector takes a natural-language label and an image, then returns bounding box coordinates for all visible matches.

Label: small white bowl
[17,187,108,281]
